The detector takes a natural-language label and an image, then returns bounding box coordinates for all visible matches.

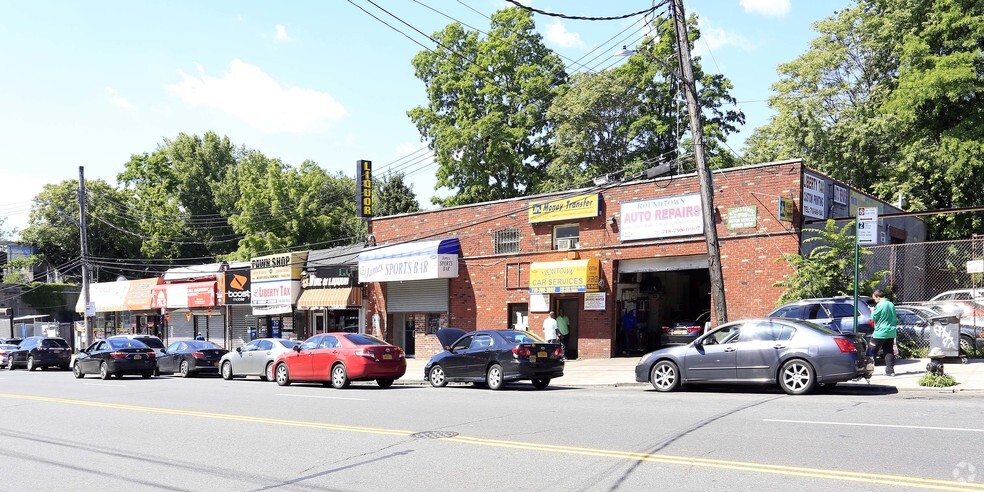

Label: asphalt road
[1,369,982,491]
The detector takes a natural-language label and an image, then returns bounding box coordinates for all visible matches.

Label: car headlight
[638,353,653,366]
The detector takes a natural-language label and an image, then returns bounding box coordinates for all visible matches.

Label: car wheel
[261,362,273,382]
[221,361,233,380]
[779,359,816,395]
[959,335,974,357]
[99,362,111,380]
[141,371,153,379]
[275,363,291,386]
[73,362,84,379]
[486,364,504,390]
[6,358,14,370]
[429,365,448,388]
[376,378,394,388]
[532,378,550,389]
[27,356,36,371]
[650,360,681,392]
[60,364,70,371]
[331,364,349,389]
[179,360,192,378]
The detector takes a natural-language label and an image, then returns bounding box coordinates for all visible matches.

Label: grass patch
[918,372,957,387]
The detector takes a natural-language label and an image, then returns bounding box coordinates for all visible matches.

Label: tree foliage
[773,220,885,304]
[373,172,420,217]
[409,7,567,206]
[744,0,984,239]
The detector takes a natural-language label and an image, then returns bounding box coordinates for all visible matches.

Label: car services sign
[619,194,703,241]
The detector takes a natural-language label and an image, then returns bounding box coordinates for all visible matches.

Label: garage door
[619,255,708,273]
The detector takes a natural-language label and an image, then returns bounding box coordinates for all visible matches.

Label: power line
[504,0,668,21]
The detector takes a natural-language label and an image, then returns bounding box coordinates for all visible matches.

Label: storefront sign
[302,268,354,288]
[528,259,601,294]
[584,292,606,311]
[150,282,218,309]
[123,278,162,311]
[803,172,826,219]
[357,159,372,218]
[833,184,849,205]
[223,269,251,305]
[619,194,703,241]
[251,279,301,306]
[358,238,460,283]
[726,206,757,230]
[251,252,307,282]
[778,197,794,222]
[74,281,130,313]
[528,193,601,223]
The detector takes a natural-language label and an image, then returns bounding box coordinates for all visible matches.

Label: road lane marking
[276,393,368,401]
[764,419,984,433]
[0,392,981,491]
[83,383,128,388]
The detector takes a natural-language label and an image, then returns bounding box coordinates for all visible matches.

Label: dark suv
[7,336,72,371]
[768,297,876,335]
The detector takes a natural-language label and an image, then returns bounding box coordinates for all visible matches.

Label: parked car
[929,289,984,302]
[157,340,228,377]
[220,338,299,381]
[108,334,166,356]
[660,311,711,346]
[0,337,23,346]
[273,333,406,388]
[767,296,876,335]
[0,343,18,368]
[6,336,72,371]
[74,338,157,379]
[898,304,982,354]
[634,318,873,395]
[424,328,564,390]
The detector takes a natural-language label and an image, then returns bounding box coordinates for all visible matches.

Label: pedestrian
[543,311,559,343]
[870,289,898,376]
[621,309,638,354]
[195,332,205,341]
[556,309,570,358]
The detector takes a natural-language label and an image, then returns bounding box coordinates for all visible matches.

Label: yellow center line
[2,392,981,491]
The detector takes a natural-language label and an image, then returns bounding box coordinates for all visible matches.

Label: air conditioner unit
[557,238,577,250]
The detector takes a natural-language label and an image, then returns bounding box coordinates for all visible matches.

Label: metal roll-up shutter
[198,314,225,342]
[228,306,252,349]
[167,314,195,340]
[386,279,448,312]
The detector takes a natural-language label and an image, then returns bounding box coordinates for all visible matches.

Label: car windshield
[108,338,150,350]
[41,339,69,349]
[344,334,387,346]
[187,341,221,350]
[133,337,164,349]
[277,340,299,349]
[498,331,544,344]
[0,344,17,350]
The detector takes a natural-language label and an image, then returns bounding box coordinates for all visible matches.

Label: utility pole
[671,0,728,325]
[77,166,93,346]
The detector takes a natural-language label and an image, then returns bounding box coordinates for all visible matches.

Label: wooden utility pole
[671,0,728,325]
[77,166,93,346]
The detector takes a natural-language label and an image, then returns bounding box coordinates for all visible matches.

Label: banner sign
[528,193,601,223]
[726,206,757,230]
[528,259,600,294]
[619,193,703,241]
[223,269,251,305]
[803,172,826,219]
[778,197,795,222]
[357,159,372,218]
[833,184,849,205]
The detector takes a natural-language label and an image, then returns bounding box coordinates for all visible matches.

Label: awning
[163,262,225,282]
[529,259,601,294]
[150,281,218,309]
[123,277,163,310]
[296,287,362,310]
[252,305,292,316]
[358,238,460,282]
[13,314,50,321]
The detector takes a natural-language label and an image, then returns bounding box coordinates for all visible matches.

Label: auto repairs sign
[619,193,703,241]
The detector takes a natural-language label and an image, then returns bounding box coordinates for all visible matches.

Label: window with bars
[493,228,521,254]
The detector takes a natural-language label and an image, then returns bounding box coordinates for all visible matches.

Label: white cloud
[738,0,790,17]
[694,20,753,57]
[274,24,289,42]
[106,87,133,110]
[544,19,584,48]
[164,59,348,134]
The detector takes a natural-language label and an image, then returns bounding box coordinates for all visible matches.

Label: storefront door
[557,298,578,359]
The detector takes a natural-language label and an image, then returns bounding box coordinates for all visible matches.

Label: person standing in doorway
[556,309,570,358]
[870,289,898,376]
[543,311,559,343]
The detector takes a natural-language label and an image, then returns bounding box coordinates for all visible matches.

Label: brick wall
[365,160,804,359]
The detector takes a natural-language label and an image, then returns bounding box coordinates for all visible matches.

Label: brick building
[359,159,924,360]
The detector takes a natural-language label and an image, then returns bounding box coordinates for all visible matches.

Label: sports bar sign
[619,193,704,241]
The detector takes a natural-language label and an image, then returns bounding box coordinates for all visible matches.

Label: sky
[0,0,852,238]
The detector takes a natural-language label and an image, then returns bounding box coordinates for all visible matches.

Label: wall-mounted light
[610,214,618,227]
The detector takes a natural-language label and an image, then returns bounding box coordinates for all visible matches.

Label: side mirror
[160,349,167,354]
[293,345,301,353]
[236,347,242,353]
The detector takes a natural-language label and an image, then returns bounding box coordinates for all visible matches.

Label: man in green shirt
[870,289,898,376]
[556,309,570,359]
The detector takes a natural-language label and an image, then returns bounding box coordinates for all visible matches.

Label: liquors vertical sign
[357,159,372,218]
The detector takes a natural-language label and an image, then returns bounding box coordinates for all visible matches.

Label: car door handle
[773,344,786,349]
[724,347,736,352]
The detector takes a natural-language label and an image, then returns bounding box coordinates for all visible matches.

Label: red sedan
[273,333,406,388]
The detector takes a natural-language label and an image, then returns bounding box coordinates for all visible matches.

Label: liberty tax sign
[619,194,704,241]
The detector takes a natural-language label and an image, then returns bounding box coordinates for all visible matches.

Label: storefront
[250,251,308,340]
[296,244,364,336]
[121,277,163,338]
[527,259,601,358]
[220,262,253,349]
[150,280,221,341]
[74,280,130,345]
[359,238,460,357]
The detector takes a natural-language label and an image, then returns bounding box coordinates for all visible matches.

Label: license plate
[537,351,548,358]
[214,362,220,367]
[383,354,392,360]
[529,356,537,363]
[133,355,142,360]
[52,349,62,353]
[673,329,688,335]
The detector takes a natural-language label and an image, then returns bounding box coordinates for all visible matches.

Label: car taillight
[661,326,672,333]
[552,347,563,358]
[512,346,531,358]
[355,348,373,358]
[833,337,857,353]
[110,351,127,359]
[396,348,405,359]
[192,351,206,358]
[146,351,156,358]
[686,327,701,333]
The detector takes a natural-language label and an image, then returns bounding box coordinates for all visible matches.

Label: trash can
[926,314,966,372]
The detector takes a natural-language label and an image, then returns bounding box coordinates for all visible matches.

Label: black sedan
[635,318,873,395]
[74,338,157,379]
[7,336,72,371]
[157,340,228,377]
[424,328,564,390]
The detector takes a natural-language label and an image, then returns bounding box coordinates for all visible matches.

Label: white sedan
[219,338,299,381]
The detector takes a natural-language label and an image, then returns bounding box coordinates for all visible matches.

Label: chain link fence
[865,237,984,357]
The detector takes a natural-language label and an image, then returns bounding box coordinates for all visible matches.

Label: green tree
[373,172,421,217]
[408,7,567,206]
[774,220,885,304]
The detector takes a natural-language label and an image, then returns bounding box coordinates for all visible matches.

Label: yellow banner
[528,193,601,223]
[529,259,600,294]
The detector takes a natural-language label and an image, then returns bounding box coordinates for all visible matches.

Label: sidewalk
[400,356,984,392]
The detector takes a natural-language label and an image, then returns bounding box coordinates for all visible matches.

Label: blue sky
[0,0,851,237]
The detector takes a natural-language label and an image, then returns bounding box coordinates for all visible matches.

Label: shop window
[426,313,442,335]
[494,228,521,254]
[553,224,580,250]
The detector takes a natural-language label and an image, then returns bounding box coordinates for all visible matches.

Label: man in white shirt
[543,311,559,343]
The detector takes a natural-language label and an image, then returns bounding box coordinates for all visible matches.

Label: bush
[918,372,957,387]
[897,342,928,359]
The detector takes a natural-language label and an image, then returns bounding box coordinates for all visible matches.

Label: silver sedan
[634,318,874,395]
[219,338,299,381]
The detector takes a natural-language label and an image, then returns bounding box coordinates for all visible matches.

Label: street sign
[857,207,878,245]
[85,302,96,317]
